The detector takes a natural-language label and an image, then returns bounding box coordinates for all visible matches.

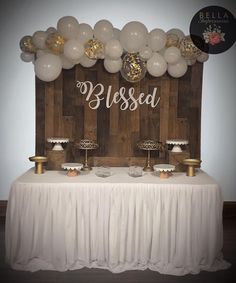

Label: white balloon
[139,46,153,60]
[57,16,80,39]
[64,39,84,61]
[158,47,167,56]
[167,28,185,40]
[164,46,181,64]
[148,29,167,52]
[197,52,209,63]
[113,28,120,40]
[20,52,35,62]
[104,57,122,73]
[34,54,62,82]
[94,20,114,44]
[167,57,188,78]
[77,23,93,44]
[105,39,123,59]
[36,49,49,58]
[80,55,97,67]
[46,27,57,35]
[147,53,167,77]
[60,54,75,69]
[32,31,47,49]
[120,21,148,53]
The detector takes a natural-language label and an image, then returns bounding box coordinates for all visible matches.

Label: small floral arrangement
[202,24,225,45]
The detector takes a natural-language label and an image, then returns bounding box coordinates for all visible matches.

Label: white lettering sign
[76,80,160,111]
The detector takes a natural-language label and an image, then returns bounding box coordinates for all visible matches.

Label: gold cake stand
[76,139,99,171]
[182,159,201,177]
[137,140,163,172]
[29,156,48,174]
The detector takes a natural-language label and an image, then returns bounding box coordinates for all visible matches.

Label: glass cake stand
[153,164,175,179]
[61,163,83,176]
[166,139,188,153]
[47,137,69,151]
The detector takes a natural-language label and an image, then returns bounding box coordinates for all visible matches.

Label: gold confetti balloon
[120,53,146,83]
[165,33,179,48]
[179,35,201,60]
[84,39,104,59]
[45,32,65,55]
[20,35,37,53]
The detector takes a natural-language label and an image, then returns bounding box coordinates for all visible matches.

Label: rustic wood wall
[36,60,203,166]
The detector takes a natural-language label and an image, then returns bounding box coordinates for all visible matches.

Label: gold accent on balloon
[165,33,179,48]
[45,32,65,55]
[120,53,146,83]
[179,36,202,60]
[20,36,37,53]
[84,39,104,59]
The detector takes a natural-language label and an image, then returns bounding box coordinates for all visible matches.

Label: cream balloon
[139,46,153,60]
[113,28,120,40]
[20,52,35,62]
[77,23,93,44]
[34,54,62,82]
[148,29,167,52]
[36,49,49,58]
[167,57,188,78]
[147,53,167,77]
[105,39,123,59]
[57,16,80,39]
[167,28,185,40]
[80,55,97,68]
[94,19,114,44]
[164,46,181,64]
[120,21,148,53]
[64,39,84,61]
[104,58,122,73]
[46,27,57,35]
[60,54,75,69]
[32,31,47,49]
[197,52,209,63]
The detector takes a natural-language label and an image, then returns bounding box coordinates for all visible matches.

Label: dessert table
[5,167,230,275]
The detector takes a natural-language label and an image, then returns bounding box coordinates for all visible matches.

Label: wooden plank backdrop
[36,60,203,166]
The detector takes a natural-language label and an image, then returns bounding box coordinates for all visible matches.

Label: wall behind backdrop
[0,0,235,200]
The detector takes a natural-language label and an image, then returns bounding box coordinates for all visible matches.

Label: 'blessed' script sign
[76,80,160,111]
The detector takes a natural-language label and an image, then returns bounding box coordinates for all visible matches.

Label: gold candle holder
[29,156,48,174]
[76,139,99,171]
[182,159,201,177]
[137,140,163,172]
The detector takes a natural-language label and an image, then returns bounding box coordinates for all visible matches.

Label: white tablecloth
[5,168,230,275]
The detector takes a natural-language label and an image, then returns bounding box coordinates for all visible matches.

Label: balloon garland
[19,16,209,82]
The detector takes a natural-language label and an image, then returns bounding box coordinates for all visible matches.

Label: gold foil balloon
[84,39,104,59]
[120,53,146,83]
[45,32,65,55]
[179,35,201,60]
[20,35,37,53]
[165,33,179,48]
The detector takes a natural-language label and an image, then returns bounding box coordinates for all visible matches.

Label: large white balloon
[32,31,47,49]
[57,16,80,39]
[139,46,153,60]
[34,54,62,82]
[167,28,185,40]
[77,23,93,44]
[80,55,97,67]
[104,58,122,73]
[105,39,123,59]
[167,57,188,78]
[64,39,84,61]
[197,52,209,63]
[20,52,35,63]
[120,21,148,53]
[148,29,167,52]
[164,46,181,64]
[94,20,114,44]
[147,53,167,77]
[60,54,75,69]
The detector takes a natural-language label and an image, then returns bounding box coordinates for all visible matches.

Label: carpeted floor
[0,217,235,283]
